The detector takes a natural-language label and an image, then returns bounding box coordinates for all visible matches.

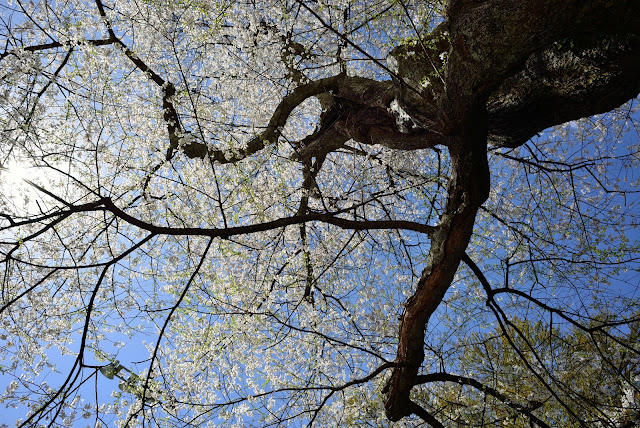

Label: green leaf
[99,361,123,380]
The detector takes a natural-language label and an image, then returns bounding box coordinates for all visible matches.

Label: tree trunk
[383,102,491,420]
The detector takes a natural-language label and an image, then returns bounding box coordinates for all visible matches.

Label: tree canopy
[1,0,639,426]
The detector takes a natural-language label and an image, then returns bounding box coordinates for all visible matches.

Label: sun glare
[5,161,31,184]
[1,159,40,187]
[0,159,51,212]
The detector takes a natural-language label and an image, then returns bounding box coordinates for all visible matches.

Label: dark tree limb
[378,0,640,422]
[488,34,640,148]
[408,400,445,428]
[415,372,552,428]
[383,103,491,421]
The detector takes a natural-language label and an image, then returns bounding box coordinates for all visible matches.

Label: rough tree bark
[279,0,640,422]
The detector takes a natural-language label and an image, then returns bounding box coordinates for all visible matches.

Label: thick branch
[381,2,640,422]
[488,34,640,148]
[211,75,348,163]
[384,104,490,421]
[409,401,445,427]
[97,197,435,238]
[443,0,640,112]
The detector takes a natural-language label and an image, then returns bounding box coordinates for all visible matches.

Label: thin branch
[415,372,552,428]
